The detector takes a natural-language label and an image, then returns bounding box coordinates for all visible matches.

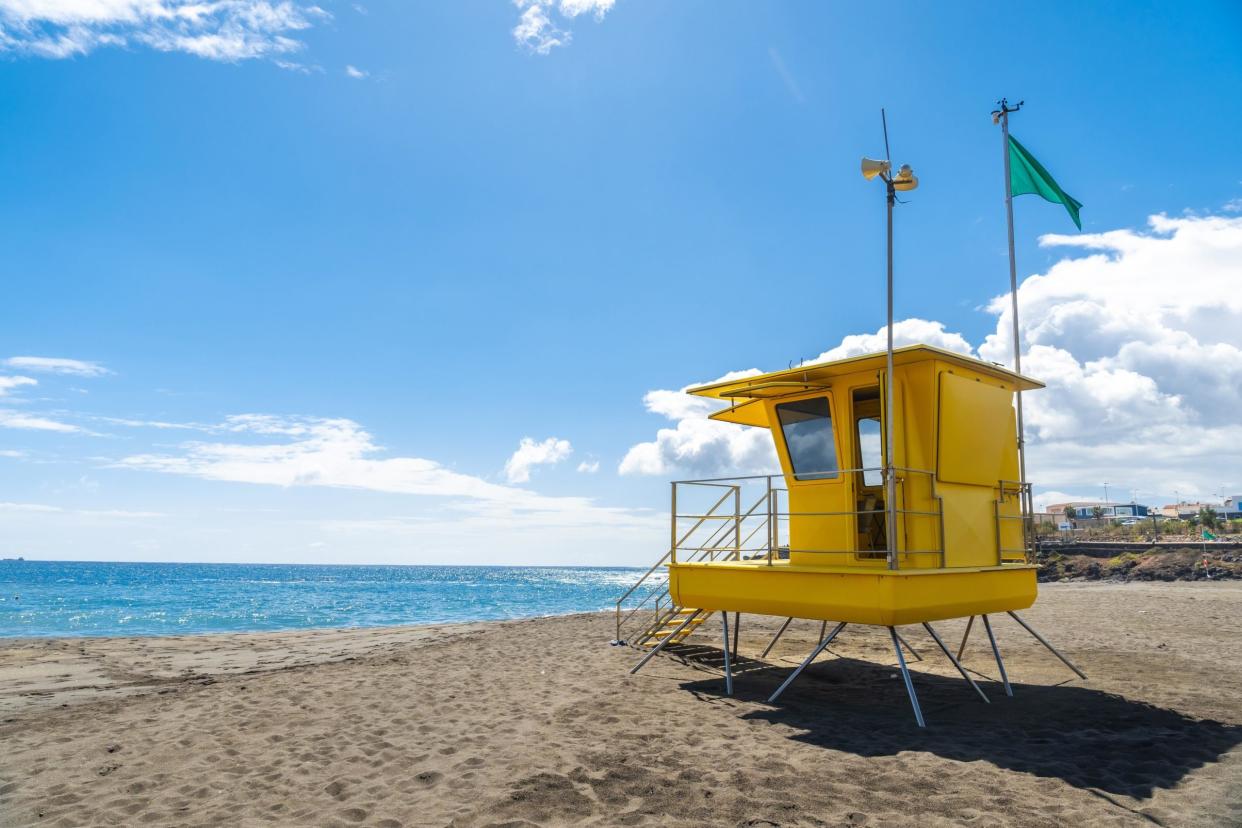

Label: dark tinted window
[776,397,838,481]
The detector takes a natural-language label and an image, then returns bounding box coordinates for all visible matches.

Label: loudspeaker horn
[892,163,919,191]
[860,157,891,180]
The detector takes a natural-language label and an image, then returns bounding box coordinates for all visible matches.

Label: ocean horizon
[0,560,653,638]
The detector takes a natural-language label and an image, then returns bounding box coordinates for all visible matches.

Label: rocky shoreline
[1037,546,1242,582]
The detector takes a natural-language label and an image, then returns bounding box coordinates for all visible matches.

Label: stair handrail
[614,489,734,613]
[615,487,773,640]
[614,507,738,640]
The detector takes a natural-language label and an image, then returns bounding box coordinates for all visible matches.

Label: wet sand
[1,582,1240,827]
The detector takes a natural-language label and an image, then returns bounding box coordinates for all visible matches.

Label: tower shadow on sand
[676,653,1242,799]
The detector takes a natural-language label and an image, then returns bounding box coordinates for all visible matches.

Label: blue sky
[1,1,1241,565]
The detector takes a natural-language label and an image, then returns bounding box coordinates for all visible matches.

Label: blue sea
[0,560,653,638]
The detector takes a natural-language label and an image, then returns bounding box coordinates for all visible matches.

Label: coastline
[2,582,1240,826]
[0,560,646,639]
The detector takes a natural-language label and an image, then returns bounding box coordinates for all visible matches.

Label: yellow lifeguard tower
[618,344,1087,726]
[618,137,1086,726]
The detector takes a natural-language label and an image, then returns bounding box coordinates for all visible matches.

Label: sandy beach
[1,582,1240,827]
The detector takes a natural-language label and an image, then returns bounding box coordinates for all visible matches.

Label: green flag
[1008,135,1083,230]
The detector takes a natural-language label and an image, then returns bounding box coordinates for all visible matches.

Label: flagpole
[997,99,1031,532]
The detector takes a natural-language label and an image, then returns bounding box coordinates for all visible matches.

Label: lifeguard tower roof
[689,345,1044,428]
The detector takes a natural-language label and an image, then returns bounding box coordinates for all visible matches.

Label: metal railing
[614,468,1036,643]
[995,479,1035,564]
[668,468,946,568]
[614,486,768,641]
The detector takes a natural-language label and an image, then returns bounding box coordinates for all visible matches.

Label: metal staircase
[614,484,774,648]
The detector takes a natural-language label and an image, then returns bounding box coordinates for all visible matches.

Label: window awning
[691,344,1044,403]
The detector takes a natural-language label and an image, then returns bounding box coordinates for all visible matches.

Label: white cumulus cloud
[621,213,1242,504]
[504,436,572,483]
[344,63,366,78]
[619,368,780,478]
[0,0,328,63]
[512,0,614,54]
[802,318,975,365]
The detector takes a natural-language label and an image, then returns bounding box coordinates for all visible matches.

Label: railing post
[1023,482,1034,564]
[889,470,902,571]
[937,494,947,569]
[994,486,1003,566]
[766,475,774,565]
[670,482,678,565]
[734,485,741,560]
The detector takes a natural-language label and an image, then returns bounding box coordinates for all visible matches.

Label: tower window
[776,397,838,481]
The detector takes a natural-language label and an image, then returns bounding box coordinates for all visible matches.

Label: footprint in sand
[414,771,443,787]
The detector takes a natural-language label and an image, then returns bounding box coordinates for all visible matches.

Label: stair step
[642,609,707,645]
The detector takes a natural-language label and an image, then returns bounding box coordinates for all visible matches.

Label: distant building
[1158,501,1240,520]
[1045,501,1149,520]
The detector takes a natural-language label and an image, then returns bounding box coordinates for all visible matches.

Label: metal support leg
[982,614,1012,697]
[819,620,828,642]
[721,612,733,696]
[956,615,976,661]
[630,610,702,675]
[923,623,990,704]
[890,627,925,728]
[1007,611,1088,680]
[894,631,923,661]
[732,612,740,662]
[761,617,793,659]
[768,622,847,703]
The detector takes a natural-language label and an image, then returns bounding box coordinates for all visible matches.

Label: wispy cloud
[344,63,367,78]
[576,459,599,474]
[0,501,163,518]
[504,436,572,483]
[0,409,81,432]
[94,415,205,430]
[768,48,804,104]
[116,414,577,507]
[4,356,109,376]
[0,1,329,64]
[0,376,37,397]
[512,0,615,54]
